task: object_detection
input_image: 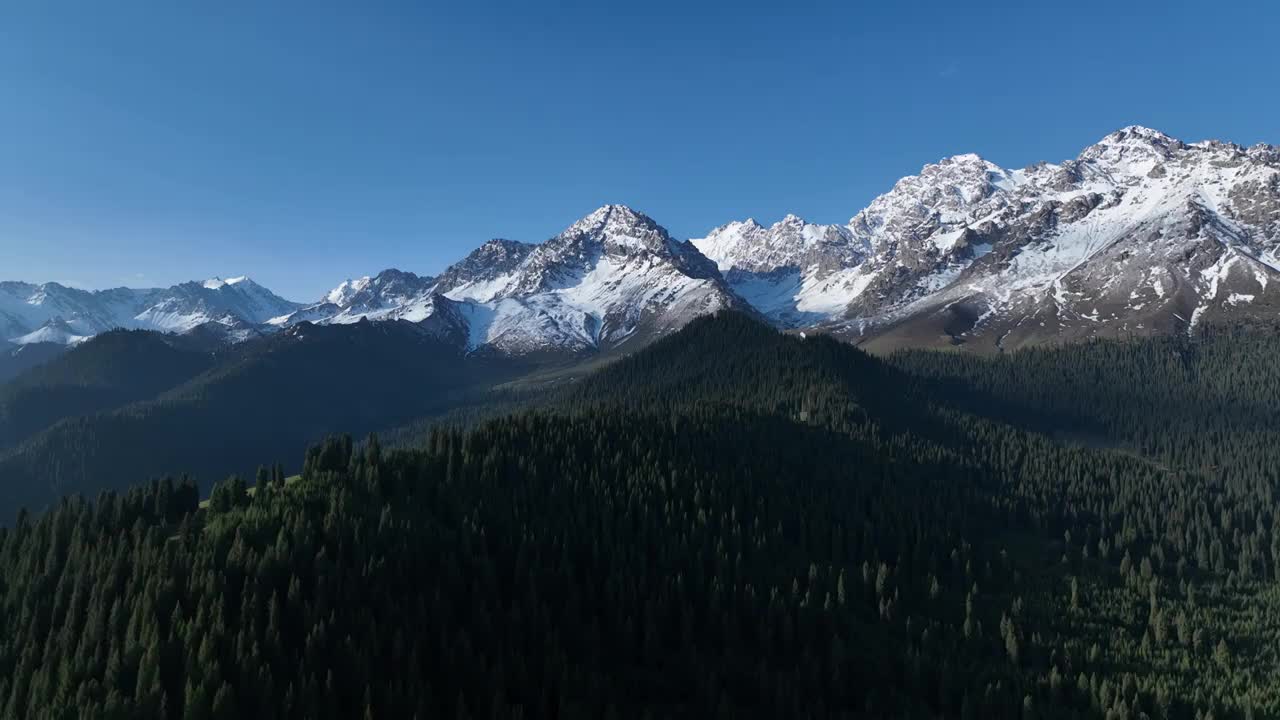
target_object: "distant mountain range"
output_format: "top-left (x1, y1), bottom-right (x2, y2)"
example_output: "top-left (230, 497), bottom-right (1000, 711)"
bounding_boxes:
top-left (7, 126), bottom-right (1279, 354)
top-left (0, 276), bottom-right (297, 346)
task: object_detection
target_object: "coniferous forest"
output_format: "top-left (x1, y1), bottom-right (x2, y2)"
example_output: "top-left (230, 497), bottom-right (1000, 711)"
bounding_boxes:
top-left (3, 313), bottom-right (1280, 718)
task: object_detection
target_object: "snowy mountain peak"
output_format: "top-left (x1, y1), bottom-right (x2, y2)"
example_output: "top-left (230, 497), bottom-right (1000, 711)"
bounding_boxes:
top-left (924, 152), bottom-right (1013, 182)
top-left (1079, 126), bottom-right (1186, 174)
top-left (694, 215), bottom-right (860, 274)
top-left (1104, 125), bottom-right (1179, 144)
top-left (524, 205), bottom-right (726, 295)
top-left (570, 203), bottom-right (644, 228)
top-left (942, 152), bottom-right (986, 165)
top-left (433, 239), bottom-right (535, 303)
top-left (848, 151), bottom-right (1015, 251)
top-left (457, 239), bottom-right (536, 269)
top-left (555, 205), bottom-right (677, 255)
top-left (429, 206), bottom-right (741, 354)
top-left (325, 276), bottom-right (373, 305)
top-left (692, 214), bottom-right (868, 327)
top-left (11, 317), bottom-right (89, 346)
top-left (825, 126), bottom-right (1280, 350)
top-left (2, 276), bottom-right (300, 345)
top-left (689, 126), bottom-right (1280, 347)
top-left (272, 269), bottom-right (439, 329)
top-left (202, 276), bottom-right (252, 290)
top-left (704, 218), bottom-right (763, 238)
top-left (9, 127), bottom-right (1277, 357)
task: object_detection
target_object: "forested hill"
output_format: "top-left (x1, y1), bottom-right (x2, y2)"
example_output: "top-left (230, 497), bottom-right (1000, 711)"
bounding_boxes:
top-left (2, 313), bottom-right (1280, 718)
top-left (0, 330), bottom-right (218, 451)
top-left (0, 341), bottom-right (65, 385)
top-left (565, 313), bottom-right (886, 418)
top-left (0, 321), bottom-right (524, 519)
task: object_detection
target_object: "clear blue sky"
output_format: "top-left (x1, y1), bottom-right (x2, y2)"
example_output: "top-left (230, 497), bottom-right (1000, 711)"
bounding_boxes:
top-left (2, 0), bottom-right (1276, 301)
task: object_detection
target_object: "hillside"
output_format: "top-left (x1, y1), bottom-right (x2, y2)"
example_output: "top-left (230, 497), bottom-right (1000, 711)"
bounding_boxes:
top-left (1, 313), bottom-right (1278, 717)
top-left (0, 330), bottom-right (218, 450)
top-left (0, 321), bottom-right (525, 517)
top-left (0, 341), bottom-right (65, 384)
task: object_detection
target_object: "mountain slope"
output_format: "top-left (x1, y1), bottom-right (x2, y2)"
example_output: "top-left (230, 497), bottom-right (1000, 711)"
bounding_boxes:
top-left (0, 283), bottom-right (148, 342)
top-left (132, 276), bottom-right (301, 333)
top-left (278, 206), bottom-right (746, 355)
top-left (5, 313), bottom-right (1280, 718)
top-left (270, 269), bottom-right (440, 327)
top-left (0, 330), bottom-right (218, 450)
top-left (432, 238), bottom-right (536, 299)
top-left (0, 341), bottom-right (65, 384)
top-left (0, 321), bottom-right (524, 517)
top-left (453, 205), bottom-right (744, 354)
top-left (693, 215), bottom-right (870, 326)
top-left (847, 128), bottom-right (1280, 350)
top-left (9, 317), bottom-right (89, 346)
top-left (697, 127), bottom-right (1280, 351)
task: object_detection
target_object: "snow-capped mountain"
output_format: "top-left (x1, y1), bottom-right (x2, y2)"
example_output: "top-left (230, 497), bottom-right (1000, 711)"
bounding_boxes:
top-left (271, 270), bottom-right (439, 327)
top-left (0, 277), bottom-right (301, 345)
top-left (847, 127), bottom-right (1280, 350)
top-left (451, 205), bottom-right (738, 354)
top-left (284, 206), bottom-right (743, 355)
top-left (7, 126), bottom-right (1277, 357)
top-left (272, 241), bottom-right (539, 333)
top-left (11, 318), bottom-right (90, 346)
top-left (433, 239), bottom-right (536, 300)
top-left (692, 215), bottom-right (869, 326)
top-left (134, 277), bottom-right (302, 334)
top-left (698, 126), bottom-right (1280, 351)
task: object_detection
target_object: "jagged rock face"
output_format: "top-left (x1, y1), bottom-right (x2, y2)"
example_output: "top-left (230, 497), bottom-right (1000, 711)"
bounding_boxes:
top-left (432, 239), bottom-right (535, 302)
top-left (695, 215), bottom-right (865, 278)
top-left (693, 215), bottom-right (869, 326)
top-left (508, 205), bottom-right (722, 294)
top-left (1, 283), bottom-right (146, 342)
top-left (326, 270), bottom-right (437, 321)
top-left (289, 206), bottom-right (743, 356)
top-left (696, 126), bottom-right (1280, 351)
top-left (693, 155), bottom-right (1024, 328)
top-left (835, 127), bottom-right (1280, 350)
top-left (454, 205), bottom-right (741, 355)
top-left (841, 153), bottom-right (1021, 316)
top-left (272, 269), bottom-right (444, 329)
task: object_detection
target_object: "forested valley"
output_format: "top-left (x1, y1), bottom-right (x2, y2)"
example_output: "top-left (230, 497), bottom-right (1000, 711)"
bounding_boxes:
top-left (2, 313), bottom-right (1279, 718)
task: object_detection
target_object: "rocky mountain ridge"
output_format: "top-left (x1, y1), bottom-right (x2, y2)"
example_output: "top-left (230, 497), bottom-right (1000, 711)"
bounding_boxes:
top-left (9, 127), bottom-right (1278, 355)
top-left (695, 125), bottom-right (1280, 350)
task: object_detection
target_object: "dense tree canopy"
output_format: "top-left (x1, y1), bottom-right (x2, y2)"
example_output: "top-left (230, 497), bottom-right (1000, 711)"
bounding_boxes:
top-left (2, 314), bottom-right (1279, 718)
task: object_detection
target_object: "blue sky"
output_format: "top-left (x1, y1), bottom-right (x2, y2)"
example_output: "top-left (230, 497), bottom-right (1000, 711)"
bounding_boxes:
top-left (2, 0), bottom-right (1277, 301)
